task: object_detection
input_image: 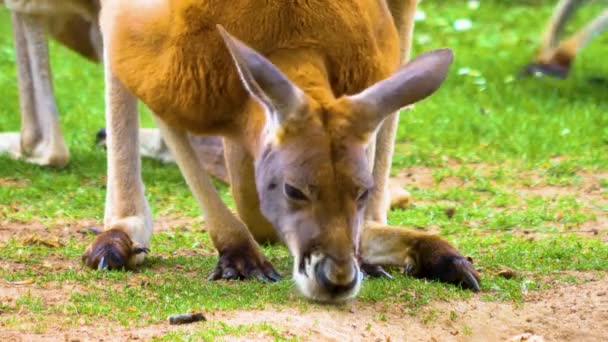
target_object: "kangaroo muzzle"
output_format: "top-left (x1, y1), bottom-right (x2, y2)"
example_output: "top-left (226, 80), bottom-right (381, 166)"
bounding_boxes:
top-left (315, 256), bottom-right (359, 295)
top-left (294, 252), bottom-right (362, 302)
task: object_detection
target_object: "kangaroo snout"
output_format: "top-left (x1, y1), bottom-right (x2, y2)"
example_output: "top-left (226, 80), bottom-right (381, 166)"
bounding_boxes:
top-left (315, 256), bottom-right (359, 295)
top-left (294, 252), bottom-right (361, 302)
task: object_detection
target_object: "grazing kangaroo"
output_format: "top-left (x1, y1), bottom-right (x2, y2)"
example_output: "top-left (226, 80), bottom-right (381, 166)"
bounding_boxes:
top-left (85, 0), bottom-right (480, 302)
top-left (522, 0), bottom-right (608, 79)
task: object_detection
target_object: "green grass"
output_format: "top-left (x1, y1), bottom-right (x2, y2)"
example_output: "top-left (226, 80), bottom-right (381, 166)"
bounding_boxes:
top-left (1, 0), bottom-right (608, 339)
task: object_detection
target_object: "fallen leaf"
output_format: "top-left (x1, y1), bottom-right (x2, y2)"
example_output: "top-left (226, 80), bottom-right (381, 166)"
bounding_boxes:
top-left (21, 235), bottom-right (64, 248)
top-left (497, 268), bottom-right (519, 280)
top-left (6, 279), bottom-right (35, 286)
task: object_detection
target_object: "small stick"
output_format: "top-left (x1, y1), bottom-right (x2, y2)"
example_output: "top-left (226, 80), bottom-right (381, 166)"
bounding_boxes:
top-left (167, 312), bottom-right (206, 325)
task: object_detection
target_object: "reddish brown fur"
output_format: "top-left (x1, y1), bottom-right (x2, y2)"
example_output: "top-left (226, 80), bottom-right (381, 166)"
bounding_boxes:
top-left (104, 0), bottom-right (400, 140)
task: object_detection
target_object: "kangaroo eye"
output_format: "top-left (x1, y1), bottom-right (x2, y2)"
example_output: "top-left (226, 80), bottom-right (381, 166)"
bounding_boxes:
top-left (284, 184), bottom-right (308, 201)
top-left (357, 189), bottom-right (370, 202)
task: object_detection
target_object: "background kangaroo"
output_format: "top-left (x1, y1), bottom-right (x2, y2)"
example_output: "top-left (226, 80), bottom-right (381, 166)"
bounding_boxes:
top-left (86, 0), bottom-right (480, 302)
top-left (522, 0), bottom-right (608, 79)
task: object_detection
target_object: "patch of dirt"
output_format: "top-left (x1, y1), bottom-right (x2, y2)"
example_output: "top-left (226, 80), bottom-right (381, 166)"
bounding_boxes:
top-left (393, 166), bottom-right (436, 189)
top-left (515, 170), bottom-right (607, 207)
top-left (0, 217), bottom-right (204, 242)
top-left (391, 165), bottom-right (608, 239)
top-left (1, 275), bottom-right (606, 341)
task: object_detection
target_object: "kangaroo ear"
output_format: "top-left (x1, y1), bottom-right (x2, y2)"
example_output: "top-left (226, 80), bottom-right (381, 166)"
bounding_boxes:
top-left (348, 49), bottom-right (453, 135)
top-left (217, 25), bottom-right (305, 126)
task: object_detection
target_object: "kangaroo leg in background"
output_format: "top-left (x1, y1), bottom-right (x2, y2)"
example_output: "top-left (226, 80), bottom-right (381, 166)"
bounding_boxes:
top-left (223, 140), bottom-right (279, 244)
top-left (95, 127), bottom-right (229, 183)
top-left (539, 0), bottom-right (587, 52)
top-left (0, 12), bottom-right (69, 167)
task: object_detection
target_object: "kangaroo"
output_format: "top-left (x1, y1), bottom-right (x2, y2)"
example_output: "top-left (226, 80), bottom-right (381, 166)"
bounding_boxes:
top-left (84, 0), bottom-right (480, 302)
top-left (522, 0), bottom-right (608, 79)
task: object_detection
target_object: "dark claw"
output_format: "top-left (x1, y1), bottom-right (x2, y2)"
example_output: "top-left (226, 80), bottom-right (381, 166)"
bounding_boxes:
top-left (207, 246), bottom-right (280, 282)
top-left (222, 267), bottom-right (238, 280)
top-left (98, 256), bottom-right (108, 271)
top-left (462, 269), bottom-right (480, 292)
top-left (251, 269), bottom-right (269, 283)
top-left (360, 263), bottom-right (393, 279)
top-left (207, 268), bottom-right (222, 281)
top-left (266, 268), bottom-right (282, 282)
top-left (133, 246), bottom-right (150, 255)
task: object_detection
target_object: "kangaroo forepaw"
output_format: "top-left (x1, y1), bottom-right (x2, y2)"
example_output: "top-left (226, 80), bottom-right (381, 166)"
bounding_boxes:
top-left (409, 237), bottom-right (481, 292)
top-left (82, 229), bottom-right (148, 270)
top-left (207, 245), bottom-right (281, 282)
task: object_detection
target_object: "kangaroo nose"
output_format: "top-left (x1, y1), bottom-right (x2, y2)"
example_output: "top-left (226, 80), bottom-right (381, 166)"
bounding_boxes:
top-left (315, 256), bottom-right (359, 296)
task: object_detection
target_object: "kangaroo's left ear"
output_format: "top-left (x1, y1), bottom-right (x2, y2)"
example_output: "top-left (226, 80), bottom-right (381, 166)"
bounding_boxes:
top-left (347, 49), bottom-right (453, 135)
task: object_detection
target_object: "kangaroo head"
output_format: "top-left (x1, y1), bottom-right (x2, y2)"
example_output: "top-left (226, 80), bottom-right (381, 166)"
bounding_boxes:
top-left (218, 25), bottom-right (453, 302)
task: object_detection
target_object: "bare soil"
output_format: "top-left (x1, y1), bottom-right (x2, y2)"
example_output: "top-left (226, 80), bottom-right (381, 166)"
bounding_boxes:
top-left (1, 275), bottom-right (606, 341)
top-left (1, 221), bottom-right (606, 342)
top-left (392, 166), bottom-right (608, 241)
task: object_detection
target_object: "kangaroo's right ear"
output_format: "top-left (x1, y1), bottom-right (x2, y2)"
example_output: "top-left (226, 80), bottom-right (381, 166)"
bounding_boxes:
top-left (347, 49), bottom-right (453, 136)
top-left (217, 25), bottom-right (306, 128)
